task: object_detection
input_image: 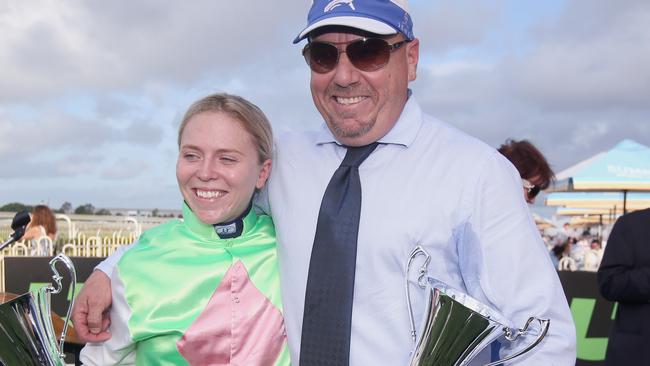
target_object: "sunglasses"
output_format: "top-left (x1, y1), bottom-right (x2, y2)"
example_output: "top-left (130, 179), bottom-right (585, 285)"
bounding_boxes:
top-left (522, 179), bottom-right (541, 199)
top-left (302, 38), bottom-right (409, 74)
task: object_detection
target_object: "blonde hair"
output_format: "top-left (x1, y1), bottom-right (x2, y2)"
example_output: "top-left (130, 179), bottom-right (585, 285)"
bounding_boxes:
top-left (177, 93), bottom-right (273, 163)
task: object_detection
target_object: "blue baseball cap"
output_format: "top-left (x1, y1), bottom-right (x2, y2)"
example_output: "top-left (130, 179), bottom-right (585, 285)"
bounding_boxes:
top-left (294, 0), bottom-right (414, 44)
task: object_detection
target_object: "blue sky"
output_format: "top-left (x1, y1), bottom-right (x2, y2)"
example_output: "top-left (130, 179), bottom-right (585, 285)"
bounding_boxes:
top-left (1, 0), bottom-right (649, 213)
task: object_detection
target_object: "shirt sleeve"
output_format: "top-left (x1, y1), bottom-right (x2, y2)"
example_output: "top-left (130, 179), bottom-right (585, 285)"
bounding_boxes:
top-left (95, 242), bottom-right (135, 275)
top-left (80, 267), bottom-right (136, 365)
top-left (464, 151), bottom-right (576, 365)
top-left (597, 215), bottom-right (650, 303)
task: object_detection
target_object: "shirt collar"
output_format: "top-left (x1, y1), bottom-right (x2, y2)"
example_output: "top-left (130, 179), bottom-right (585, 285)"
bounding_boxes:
top-left (182, 201), bottom-right (258, 240)
top-left (315, 90), bottom-right (422, 148)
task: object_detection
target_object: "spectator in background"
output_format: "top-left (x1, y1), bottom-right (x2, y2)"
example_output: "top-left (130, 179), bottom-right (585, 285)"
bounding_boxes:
top-left (23, 205), bottom-right (57, 255)
top-left (562, 222), bottom-right (573, 237)
top-left (569, 236), bottom-right (593, 270)
top-left (597, 208), bottom-right (650, 364)
top-left (552, 241), bottom-right (576, 271)
top-left (498, 139), bottom-right (555, 204)
top-left (23, 205), bottom-right (57, 242)
top-left (550, 243), bottom-right (565, 269)
top-left (590, 239), bottom-right (602, 250)
top-left (583, 239), bottom-right (604, 271)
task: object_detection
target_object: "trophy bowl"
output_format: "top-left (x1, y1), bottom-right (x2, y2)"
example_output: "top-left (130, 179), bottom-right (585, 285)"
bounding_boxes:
top-left (0, 254), bottom-right (77, 366)
top-left (406, 246), bottom-right (549, 366)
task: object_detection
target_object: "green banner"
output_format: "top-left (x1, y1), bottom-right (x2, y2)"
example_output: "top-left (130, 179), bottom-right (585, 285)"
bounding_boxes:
top-left (558, 271), bottom-right (615, 366)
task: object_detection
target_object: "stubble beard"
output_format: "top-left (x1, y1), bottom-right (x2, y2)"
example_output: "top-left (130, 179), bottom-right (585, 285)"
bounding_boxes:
top-left (327, 113), bottom-right (375, 139)
top-left (324, 85), bottom-right (376, 139)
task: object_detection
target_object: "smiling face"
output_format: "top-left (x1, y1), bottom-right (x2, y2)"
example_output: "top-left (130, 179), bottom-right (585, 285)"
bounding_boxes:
top-left (309, 30), bottom-right (419, 146)
top-left (176, 111), bottom-right (271, 225)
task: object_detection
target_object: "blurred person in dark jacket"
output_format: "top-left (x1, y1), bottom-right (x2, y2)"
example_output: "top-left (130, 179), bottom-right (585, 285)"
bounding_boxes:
top-left (597, 208), bottom-right (650, 365)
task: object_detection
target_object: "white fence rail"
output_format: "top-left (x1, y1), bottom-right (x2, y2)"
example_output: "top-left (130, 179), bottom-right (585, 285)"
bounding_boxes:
top-left (0, 212), bottom-right (173, 292)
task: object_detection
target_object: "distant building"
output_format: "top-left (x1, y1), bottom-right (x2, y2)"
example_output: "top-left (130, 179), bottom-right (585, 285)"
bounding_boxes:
top-left (108, 208), bottom-right (182, 218)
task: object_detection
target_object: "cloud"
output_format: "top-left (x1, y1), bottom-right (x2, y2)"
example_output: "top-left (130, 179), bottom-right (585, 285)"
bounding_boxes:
top-left (0, 153), bottom-right (103, 179)
top-left (0, 0), bottom-right (648, 212)
top-left (0, 113), bottom-right (111, 160)
top-left (4, 178), bottom-right (181, 210)
top-left (101, 158), bottom-right (149, 180)
top-left (414, 0), bottom-right (650, 173)
top-left (0, 0), bottom-right (308, 101)
top-left (122, 119), bottom-right (164, 145)
top-left (55, 155), bottom-right (104, 176)
top-left (0, 110), bottom-right (164, 161)
top-left (411, 0), bottom-right (504, 54)
top-left (415, 60), bottom-right (499, 112)
top-left (507, 0), bottom-right (650, 109)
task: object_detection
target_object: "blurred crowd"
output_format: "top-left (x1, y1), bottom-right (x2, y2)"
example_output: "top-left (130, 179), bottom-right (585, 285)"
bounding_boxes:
top-left (542, 223), bottom-right (605, 272)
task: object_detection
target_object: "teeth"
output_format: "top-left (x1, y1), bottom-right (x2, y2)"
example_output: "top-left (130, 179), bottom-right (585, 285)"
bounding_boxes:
top-left (196, 190), bottom-right (223, 199)
top-left (336, 96), bottom-right (365, 105)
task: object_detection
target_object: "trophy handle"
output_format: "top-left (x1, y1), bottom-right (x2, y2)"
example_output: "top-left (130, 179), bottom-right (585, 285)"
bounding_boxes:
top-left (405, 245), bottom-right (431, 343)
top-left (46, 253), bottom-right (78, 359)
top-left (484, 317), bottom-right (550, 366)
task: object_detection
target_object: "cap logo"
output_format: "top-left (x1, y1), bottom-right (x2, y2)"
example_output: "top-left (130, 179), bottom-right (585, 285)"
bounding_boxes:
top-left (324, 0), bottom-right (355, 12)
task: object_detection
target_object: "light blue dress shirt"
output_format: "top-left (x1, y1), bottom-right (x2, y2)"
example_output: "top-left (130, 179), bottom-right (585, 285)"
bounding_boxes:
top-left (267, 97), bottom-right (576, 365)
top-left (99, 96), bottom-right (576, 365)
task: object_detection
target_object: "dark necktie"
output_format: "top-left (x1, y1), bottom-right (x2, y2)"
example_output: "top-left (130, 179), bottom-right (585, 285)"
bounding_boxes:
top-left (299, 142), bottom-right (379, 366)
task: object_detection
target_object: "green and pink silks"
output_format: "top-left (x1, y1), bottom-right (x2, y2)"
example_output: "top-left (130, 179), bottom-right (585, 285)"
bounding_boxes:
top-left (80, 203), bottom-right (290, 365)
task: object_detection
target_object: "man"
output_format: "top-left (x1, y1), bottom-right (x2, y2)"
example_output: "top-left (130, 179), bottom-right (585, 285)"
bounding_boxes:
top-left (597, 208), bottom-right (650, 365)
top-left (73, 1), bottom-right (576, 364)
top-left (498, 139), bottom-right (555, 204)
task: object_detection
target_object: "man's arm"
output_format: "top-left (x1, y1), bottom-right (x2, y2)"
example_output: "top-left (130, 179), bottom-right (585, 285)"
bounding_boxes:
top-left (72, 244), bottom-right (131, 342)
top-left (79, 269), bottom-right (136, 365)
top-left (598, 215), bottom-right (650, 303)
top-left (466, 151), bottom-right (576, 364)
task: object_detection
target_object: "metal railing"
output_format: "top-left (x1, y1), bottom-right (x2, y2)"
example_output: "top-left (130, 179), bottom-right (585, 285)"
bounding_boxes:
top-left (0, 213), bottom-right (173, 292)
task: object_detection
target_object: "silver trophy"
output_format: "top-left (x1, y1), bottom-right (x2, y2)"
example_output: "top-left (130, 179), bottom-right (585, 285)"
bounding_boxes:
top-left (0, 212), bottom-right (77, 366)
top-left (406, 246), bottom-right (549, 366)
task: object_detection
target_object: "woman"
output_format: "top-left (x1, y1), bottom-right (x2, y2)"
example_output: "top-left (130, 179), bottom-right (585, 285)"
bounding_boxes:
top-left (80, 93), bottom-right (289, 365)
top-left (23, 204), bottom-right (57, 256)
top-left (497, 139), bottom-right (554, 204)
